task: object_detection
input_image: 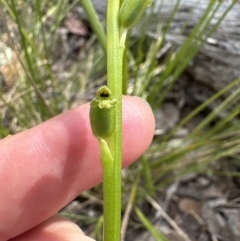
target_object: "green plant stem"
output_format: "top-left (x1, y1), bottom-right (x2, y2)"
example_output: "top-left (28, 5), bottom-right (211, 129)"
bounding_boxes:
top-left (122, 36), bottom-right (129, 94)
top-left (79, 0), bottom-right (107, 54)
top-left (104, 0), bottom-right (124, 240)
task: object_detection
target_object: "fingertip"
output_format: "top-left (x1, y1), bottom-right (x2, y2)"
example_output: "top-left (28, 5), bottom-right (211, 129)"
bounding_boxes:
top-left (10, 214), bottom-right (96, 241)
top-left (122, 96), bottom-right (155, 166)
top-left (0, 95), bottom-right (155, 239)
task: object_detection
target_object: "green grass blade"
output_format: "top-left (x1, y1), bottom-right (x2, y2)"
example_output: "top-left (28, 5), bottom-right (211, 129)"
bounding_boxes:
top-left (135, 207), bottom-right (169, 241)
top-left (79, 0), bottom-right (107, 54)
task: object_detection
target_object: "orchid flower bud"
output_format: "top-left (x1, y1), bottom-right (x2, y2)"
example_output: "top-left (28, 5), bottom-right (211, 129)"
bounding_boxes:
top-left (119, 0), bottom-right (152, 30)
top-left (90, 86), bottom-right (118, 140)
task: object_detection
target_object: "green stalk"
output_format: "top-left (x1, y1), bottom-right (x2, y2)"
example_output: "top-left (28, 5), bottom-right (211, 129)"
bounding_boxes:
top-left (88, 1), bottom-right (149, 240)
top-left (122, 38), bottom-right (129, 95)
top-left (105, 0), bottom-right (124, 240)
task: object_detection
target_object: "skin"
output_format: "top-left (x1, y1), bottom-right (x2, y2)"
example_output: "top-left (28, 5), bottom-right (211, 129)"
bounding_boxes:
top-left (0, 96), bottom-right (155, 241)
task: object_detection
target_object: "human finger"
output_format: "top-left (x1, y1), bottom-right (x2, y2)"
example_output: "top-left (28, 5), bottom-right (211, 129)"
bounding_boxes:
top-left (0, 96), bottom-right (155, 240)
top-left (10, 214), bottom-right (95, 241)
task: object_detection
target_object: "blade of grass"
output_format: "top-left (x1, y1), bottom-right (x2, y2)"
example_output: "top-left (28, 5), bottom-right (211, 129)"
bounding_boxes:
top-left (79, 0), bottom-right (107, 54)
top-left (141, 155), bottom-right (155, 196)
top-left (93, 216), bottom-right (104, 241)
top-left (121, 182), bottom-right (137, 241)
top-left (133, 30), bottom-right (163, 96)
top-left (164, 78), bottom-right (240, 141)
top-left (9, 0), bottom-right (54, 117)
top-left (135, 207), bottom-right (169, 241)
top-left (149, 0), bottom-right (218, 106)
top-left (35, 0), bottom-right (69, 111)
top-left (145, 194), bottom-right (191, 241)
top-left (190, 85), bottom-right (240, 136)
top-left (148, 0), bottom-right (238, 109)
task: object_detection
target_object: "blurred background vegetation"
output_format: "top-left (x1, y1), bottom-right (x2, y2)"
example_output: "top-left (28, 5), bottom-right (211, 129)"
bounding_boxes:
top-left (1, 0), bottom-right (240, 240)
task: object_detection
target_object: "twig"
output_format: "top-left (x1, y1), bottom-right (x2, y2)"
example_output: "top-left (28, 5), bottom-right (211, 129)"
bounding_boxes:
top-left (146, 194), bottom-right (191, 241)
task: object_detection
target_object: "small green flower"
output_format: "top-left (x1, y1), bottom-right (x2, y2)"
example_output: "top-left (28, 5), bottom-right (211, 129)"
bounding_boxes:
top-left (119, 0), bottom-right (152, 30)
top-left (90, 86), bottom-right (118, 140)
